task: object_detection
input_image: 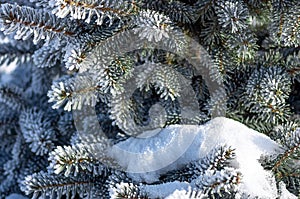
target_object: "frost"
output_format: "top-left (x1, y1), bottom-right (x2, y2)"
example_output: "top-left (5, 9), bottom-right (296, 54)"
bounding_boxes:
top-left (134, 10), bottom-right (175, 43)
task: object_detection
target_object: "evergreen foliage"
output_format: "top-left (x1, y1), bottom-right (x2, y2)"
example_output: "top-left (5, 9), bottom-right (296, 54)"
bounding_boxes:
top-left (0, 0), bottom-right (299, 198)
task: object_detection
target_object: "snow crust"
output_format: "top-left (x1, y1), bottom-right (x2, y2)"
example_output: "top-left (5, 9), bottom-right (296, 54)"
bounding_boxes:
top-left (109, 117), bottom-right (294, 198)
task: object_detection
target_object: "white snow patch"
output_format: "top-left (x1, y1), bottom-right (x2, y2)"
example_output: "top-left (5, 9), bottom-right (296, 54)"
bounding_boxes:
top-left (109, 117), bottom-right (290, 198)
top-left (142, 181), bottom-right (190, 198)
top-left (199, 117), bottom-right (281, 198)
top-left (108, 125), bottom-right (201, 182)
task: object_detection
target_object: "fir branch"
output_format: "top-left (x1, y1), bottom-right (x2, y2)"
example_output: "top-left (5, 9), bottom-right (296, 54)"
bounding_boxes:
top-left (79, 12), bottom-right (188, 74)
top-left (63, 43), bottom-right (88, 71)
top-left (106, 169), bottom-right (133, 186)
top-left (269, 6), bottom-right (286, 44)
top-left (281, 5), bottom-right (300, 47)
top-left (22, 171), bottom-right (108, 199)
top-left (192, 168), bottom-right (241, 198)
top-left (160, 145), bottom-right (236, 182)
top-left (236, 66), bottom-right (292, 133)
top-left (225, 32), bottom-right (258, 64)
top-left (263, 127), bottom-right (300, 196)
top-left (19, 108), bottom-right (57, 156)
top-left (47, 73), bottom-right (103, 111)
top-left (278, 173), bottom-right (300, 196)
top-left (199, 10), bottom-right (222, 47)
top-left (0, 105), bottom-right (19, 137)
top-left (0, 0), bottom-right (36, 7)
top-left (57, 112), bottom-right (76, 137)
top-left (285, 51), bottom-right (300, 81)
top-left (112, 183), bottom-right (149, 199)
top-left (215, 0), bottom-right (250, 34)
top-left (108, 62), bottom-right (186, 135)
top-left (271, 0), bottom-right (297, 10)
top-left (27, 66), bottom-right (62, 97)
top-left (48, 142), bottom-right (118, 177)
top-left (133, 62), bottom-right (182, 101)
top-left (270, 0), bottom-right (299, 46)
top-left (0, 85), bottom-right (26, 111)
top-left (97, 55), bottom-right (134, 94)
top-left (210, 50), bottom-right (232, 83)
top-left (141, 0), bottom-right (199, 24)
top-left (134, 10), bottom-right (180, 43)
top-left (33, 39), bottom-right (67, 68)
top-left (0, 40), bottom-right (36, 66)
top-left (272, 130), bottom-right (300, 172)
top-left (0, 3), bottom-right (77, 44)
top-left (109, 94), bottom-right (140, 134)
top-left (64, 20), bottom-right (124, 71)
top-left (270, 120), bottom-right (300, 145)
top-left (51, 0), bottom-right (137, 25)
top-left (1, 134), bottom-right (26, 194)
top-left (194, 0), bottom-right (215, 16)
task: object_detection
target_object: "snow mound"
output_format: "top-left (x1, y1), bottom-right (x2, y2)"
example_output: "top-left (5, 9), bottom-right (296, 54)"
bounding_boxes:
top-left (109, 117), bottom-right (291, 198)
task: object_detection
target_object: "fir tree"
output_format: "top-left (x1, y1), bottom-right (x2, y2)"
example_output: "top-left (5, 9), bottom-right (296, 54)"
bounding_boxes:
top-left (0, 0), bottom-right (299, 198)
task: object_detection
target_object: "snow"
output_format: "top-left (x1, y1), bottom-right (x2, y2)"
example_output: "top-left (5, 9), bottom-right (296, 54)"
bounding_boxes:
top-left (142, 181), bottom-right (190, 198)
top-left (200, 117), bottom-right (280, 198)
top-left (165, 188), bottom-right (193, 199)
top-left (108, 125), bottom-right (201, 182)
top-left (108, 117), bottom-right (295, 198)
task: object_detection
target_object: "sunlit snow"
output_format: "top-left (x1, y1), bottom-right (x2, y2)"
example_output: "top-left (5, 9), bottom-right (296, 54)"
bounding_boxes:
top-left (109, 117), bottom-right (296, 198)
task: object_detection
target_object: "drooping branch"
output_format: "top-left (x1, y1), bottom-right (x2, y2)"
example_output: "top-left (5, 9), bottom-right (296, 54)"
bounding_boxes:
top-left (0, 3), bottom-right (77, 44)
